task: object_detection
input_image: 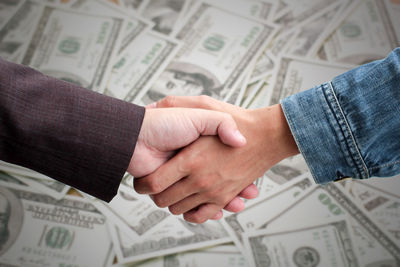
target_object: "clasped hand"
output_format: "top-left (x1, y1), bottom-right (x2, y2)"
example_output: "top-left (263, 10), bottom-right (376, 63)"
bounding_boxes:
top-left (128, 96), bottom-right (299, 223)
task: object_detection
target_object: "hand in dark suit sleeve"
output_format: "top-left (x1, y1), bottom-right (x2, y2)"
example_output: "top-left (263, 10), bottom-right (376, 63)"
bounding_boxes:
top-left (0, 58), bottom-right (249, 204)
top-left (0, 58), bottom-right (145, 201)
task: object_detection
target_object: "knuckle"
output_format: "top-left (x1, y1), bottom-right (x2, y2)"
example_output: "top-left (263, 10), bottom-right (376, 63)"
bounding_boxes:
top-left (185, 160), bottom-right (198, 172)
top-left (223, 112), bottom-right (234, 122)
top-left (168, 205), bottom-right (182, 215)
top-left (198, 95), bottom-right (211, 106)
top-left (181, 156), bottom-right (201, 172)
top-left (218, 195), bottom-right (233, 206)
top-left (178, 158), bottom-right (191, 173)
top-left (147, 177), bottom-right (163, 194)
top-left (203, 189), bottom-right (217, 199)
top-left (185, 153), bottom-right (205, 171)
top-left (152, 195), bottom-right (167, 208)
top-left (191, 213), bottom-right (206, 224)
top-left (133, 180), bottom-right (145, 194)
top-left (161, 96), bottom-right (176, 107)
top-left (195, 178), bottom-right (211, 190)
top-left (199, 95), bottom-right (220, 110)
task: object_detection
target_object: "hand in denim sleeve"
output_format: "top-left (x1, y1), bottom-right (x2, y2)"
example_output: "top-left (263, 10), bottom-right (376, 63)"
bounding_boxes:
top-left (136, 48), bottom-right (400, 224)
top-left (281, 47), bottom-right (400, 183)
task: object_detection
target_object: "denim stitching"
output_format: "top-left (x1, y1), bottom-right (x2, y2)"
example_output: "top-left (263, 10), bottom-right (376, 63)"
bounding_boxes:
top-left (320, 84), bottom-right (357, 173)
top-left (370, 160), bottom-right (400, 170)
top-left (327, 82), bottom-right (369, 178)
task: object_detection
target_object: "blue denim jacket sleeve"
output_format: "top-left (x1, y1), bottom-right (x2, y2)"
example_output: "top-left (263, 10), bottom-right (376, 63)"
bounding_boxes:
top-left (280, 47), bottom-right (400, 184)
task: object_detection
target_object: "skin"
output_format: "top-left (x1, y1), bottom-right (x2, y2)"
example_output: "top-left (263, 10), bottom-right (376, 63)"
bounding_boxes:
top-left (134, 96), bottom-right (300, 223)
top-left (126, 107), bottom-right (259, 214)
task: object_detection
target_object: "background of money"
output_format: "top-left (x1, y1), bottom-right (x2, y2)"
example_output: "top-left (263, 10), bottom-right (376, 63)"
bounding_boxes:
top-left (0, 0), bottom-right (399, 266)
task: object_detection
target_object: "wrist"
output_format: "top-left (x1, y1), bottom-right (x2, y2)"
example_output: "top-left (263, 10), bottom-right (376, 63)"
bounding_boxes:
top-left (249, 104), bottom-right (299, 164)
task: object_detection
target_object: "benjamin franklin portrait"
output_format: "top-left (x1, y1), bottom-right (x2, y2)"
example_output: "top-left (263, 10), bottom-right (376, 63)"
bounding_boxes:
top-left (144, 61), bottom-right (225, 104)
top-left (0, 186), bottom-right (23, 256)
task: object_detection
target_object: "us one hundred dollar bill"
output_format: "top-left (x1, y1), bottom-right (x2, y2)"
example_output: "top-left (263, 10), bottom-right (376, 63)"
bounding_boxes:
top-left (0, 182), bottom-right (113, 267)
top-left (138, 0), bottom-right (190, 36)
top-left (105, 31), bottom-right (181, 102)
top-left (348, 180), bottom-right (400, 241)
top-left (21, 4), bottom-right (126, 93)
top-left (90, 184), bottom-right (171, 241)
top-left (244, 218), bottom-right (360, 267)
top-left (110, 215), bottom-right (232, 263)
top-left (321, 0), bottom-right (399, 65)
top-left (264, 183), bottom-right (400, 266)
top-left (222, 174), bottom-right (316, 250)
top-left (0, 0), bottom-right (44, 62)
top-left (69, 0), bottom-right (153, 52)
top-left (139, 1), bottom-right (277, 104)
top-left (268, 56), bottom-right (353, 105)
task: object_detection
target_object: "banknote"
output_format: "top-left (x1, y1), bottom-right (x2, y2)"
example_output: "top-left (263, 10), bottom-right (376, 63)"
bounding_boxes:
top-left (247, 80), bottom-right (271, 109)
top-left (268, 56), bottom-right (352, 105)
top-left (322, 0), bottom-right (399, 65)
top-left (0, 161), bottom-right (71, 199)
top-left (286, 2), bottom-right (343, 57)
top-left (0, 171), bottom-right (28, 188)
top-left (12, 174), bottom-right (70, 200)
top-left (209, 0), bottom-right (276, 22)
top-left (139, 0), bottom-right (189, 36)
top-left (353, 175), bottom-right (400, 199)
top-left (385, 0), bottom-right (400, 40)
top-left (0, 0), bottom-right (24, 29)
top-left (222, 174), bottom-right (316, 250)
top-left (0, 183), bottom-right (113, 267)
top-left (274, 0), bottom-right (338, 31)
top-left (104, 31), bottom-right (181, 101)
top-left (234, 59), bottom-right (259, 105)
top-left (90, 184), bottom-right (170, 240)
top-left (241, 79), bottom-right (266, 107)
top-left (250, 51), bottom-right (275, 83)
top-left (264, 184), bottom-right (400, 266)
top-left (114, 244), bottom-right (246, 267)
top-left (0, 0), bottom-right (44, 62)
top-left (268, 28), bottom-right (297, 59)
top-left (244, 219), bottom-right (360, 267)
top-left (245, 172), bottom-right (295, 208)
top-left (226, 76), bottom-right (246, 105)
top-left (308, 0), bottom-right (360, 58)
top-left (121, 0), bottom-right (145, 11)
top-left (111, 217), bottom-right (232, 263)
top-left (349, 180), bottom-right (400, 241)
top-left (266, 154), bottom-right (310, 183)
top-left (68, 0), bottom-right (153, 53)
top-left (45, 0), bottom-right (73, 5)
top-left (21, 5), bottom-right (125, 93)
top-left (0, 160), bottom-right (51, 181)
top-left (140, 1), bottom-right (276, 104)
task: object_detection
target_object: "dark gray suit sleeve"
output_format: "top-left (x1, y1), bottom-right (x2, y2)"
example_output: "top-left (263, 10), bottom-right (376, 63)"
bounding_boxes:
top-left (0, 58), bottom-right (145, 201)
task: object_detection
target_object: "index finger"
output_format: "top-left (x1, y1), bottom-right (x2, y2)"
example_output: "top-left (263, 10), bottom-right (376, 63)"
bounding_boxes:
top-left (134, 150), bottom-right (190, 194)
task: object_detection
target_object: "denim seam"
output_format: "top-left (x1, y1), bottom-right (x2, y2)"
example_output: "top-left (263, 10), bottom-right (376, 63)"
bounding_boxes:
top-left (280, 100), bottom-right (322, 184)
top-left (370, 160), bottom-right (400, 170)
top-left (324, 82), bottom-right (369, 179)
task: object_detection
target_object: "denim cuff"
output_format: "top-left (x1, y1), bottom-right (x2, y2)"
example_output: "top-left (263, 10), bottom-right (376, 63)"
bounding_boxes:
top-left (280, 82), bottom-right (369, 184)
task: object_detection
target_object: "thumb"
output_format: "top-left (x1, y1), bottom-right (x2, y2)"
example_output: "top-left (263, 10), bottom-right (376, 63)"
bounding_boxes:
top-left (194, 109), bottom-right (246, 147)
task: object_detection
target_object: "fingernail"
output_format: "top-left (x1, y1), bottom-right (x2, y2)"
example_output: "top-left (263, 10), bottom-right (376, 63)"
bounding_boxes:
top-left (146, 102), bottom-right (157, 109)
top-left (234, 130), bottom-right (246, 144)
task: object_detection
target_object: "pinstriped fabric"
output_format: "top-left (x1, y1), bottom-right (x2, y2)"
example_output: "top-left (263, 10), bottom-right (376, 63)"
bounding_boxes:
top-left (0, 58), bottom-right (145, 201)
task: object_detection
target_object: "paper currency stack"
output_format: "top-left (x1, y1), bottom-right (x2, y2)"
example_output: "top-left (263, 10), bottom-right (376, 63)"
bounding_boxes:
top-left (0, 0), bottom-right (399, 266)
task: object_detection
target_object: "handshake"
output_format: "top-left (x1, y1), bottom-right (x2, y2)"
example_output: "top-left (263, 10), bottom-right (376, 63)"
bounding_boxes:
top-left (128, 95), bottom-right (299, 223)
